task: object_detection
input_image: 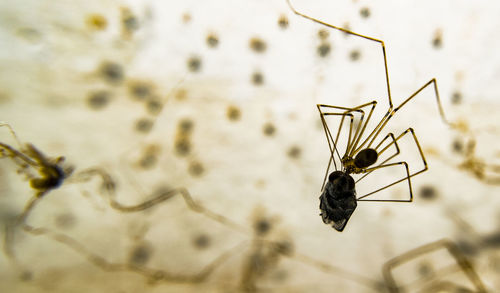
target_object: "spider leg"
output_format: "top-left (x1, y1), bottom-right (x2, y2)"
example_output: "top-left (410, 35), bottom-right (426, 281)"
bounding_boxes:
top-left (358, 79), bottom-right (455, 152)
top-left (287, 0), bottom-right (393, 109)
top-left (3, 193), bottom-right (45, 264)
top-left (357, 128), bottom-right (428, 200)
top-left (318, 101), bottom-right (377, 158)
top-left (382, 239), bottom-right (487, 293)
top-left (0, 122), bottom-right (23, 150)
top-left (20, 221), bottom-right (247, 284)
top-left (356, 161), bottom-right (412, 202)
top-left (318, 111), bottom-right (354, 190)
top-left (71, 167), bottom-right (246, 232)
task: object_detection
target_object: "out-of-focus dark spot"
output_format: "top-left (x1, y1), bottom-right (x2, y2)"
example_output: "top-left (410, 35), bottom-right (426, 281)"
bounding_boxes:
top-left (193, 233), bottom-right (211, 249)
top-left (254, 219), bottom-right (271, 236)
top-left (187, 56), bottom-right (202, 72)
top-left (249, 37), bottom-right (267, 53)
top-left (128, 81), bottom-right (153, 100)
top-left (98, 61), bottom-right (124, 85)
top-left (206, 34), bottom-right (219, 48)
top-left (86, 14), bottom-right (108, 30)
top-left (182, 13), bottom-right (192, 24)
top-left (318, 29), bottom-right (329, 40)
top-left (135, 118), bottom-right (154, 133)
top-left (274, 240), bottom-right (293, 256)
top-left (121, 8), bottom-right (139, 35)
top-left (174, 137), bottom-right (191, 156)
top-left (227, 106), bottom-right (241, 121)
top-left (252, 71), bottom-right (264, 85)
top-left (349, 49), bottom-right (361, 61)
top-left (0, 91), bottom-right (10, 104)
top-left (263, 123), bottom-right (276, 136)
top-left (452, 138), bottom-right (464, 153)
top-left (417, 262), bottom-right (434, 277)
top-left (16, 27), bottom-right (41, 43)
top-left (317, 43), bottom-right (331, 58)
top-left (175, 88), bottom-right (187, 101)
top-left (432, 30), bottom-right (443, 49)
top-left (255, 179), bottom-right (266, 189)
top-left (139, 154), bottom-right (157, 169)
top-left (87, 90), bottom-right (111, 110)
top-left (178, 119), bottom-right (194, 134)
top-left (20, 270), bottom-right (33, 282)
top-left (175, 119), bottom-right (194, 156)
top-left (451, 91), bottom-right (462, 104)
top-left (188, 161), bottom-right (204, 177)
top-left (287, 145), bottom-right (301, 159)
top-left (128, 242), bottom-right (153, 266)
top-left (54, 213), bottom-right (77, 230)
top-left (419, 185), bottom-right (438, 200)
top-left (360, 7), bottom-right (371, 18)
top-left (146, 97), bottom-right (163, 116)
top-left (278, 15), bottom-right (289, 29)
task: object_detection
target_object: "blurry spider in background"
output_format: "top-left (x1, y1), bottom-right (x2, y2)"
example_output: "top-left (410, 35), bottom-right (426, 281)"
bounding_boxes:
top-left (1, 122), bottom-right (74, 262)
top-left (0, 122), bottom-right (243, 271)
top-left (287, 1), bottom-right (456, 231)
top-left (382, 239), bottom-right (488, 293)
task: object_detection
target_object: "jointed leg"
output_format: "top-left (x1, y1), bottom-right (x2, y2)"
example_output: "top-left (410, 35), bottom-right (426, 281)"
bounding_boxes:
top-left (356, 128), bottom-right (428, 200)
top-left (72, 168), bottom-right (246, 232)
top-left (21, 221), bottom-right (247, 284)
top-left (382, 239), bottom-right (487, 293)
top-left (287, 0), bottom-right (393, 109)
top-left (318, 101), bottom-right (378, 159)
top-left (0, 122), bottom-right (23, 149)
top-left (357, 161), bottom-right (412, 201)
top-left (361, 79), bottom-right (456, 152)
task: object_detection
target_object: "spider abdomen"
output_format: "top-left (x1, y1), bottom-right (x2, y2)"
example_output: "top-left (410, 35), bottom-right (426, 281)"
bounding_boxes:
top-left (319, 171), bottom-right (357, 232)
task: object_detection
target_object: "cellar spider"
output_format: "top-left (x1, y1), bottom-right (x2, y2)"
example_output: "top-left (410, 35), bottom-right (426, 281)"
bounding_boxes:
top-left (287, 1), bottom-right (456, 231)
top-left (382, 239), bottom-right (488, 292)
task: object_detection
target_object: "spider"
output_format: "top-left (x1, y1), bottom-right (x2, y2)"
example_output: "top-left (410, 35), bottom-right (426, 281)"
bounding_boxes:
top-left (1, 122), bottom-right (75, 262)
top-left (382, 239), bottom-right (488, 293)
top-left (286, 1), bottom-right (457, 231)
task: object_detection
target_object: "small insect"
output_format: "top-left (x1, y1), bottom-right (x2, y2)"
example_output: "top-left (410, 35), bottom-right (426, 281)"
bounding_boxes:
top-left (287, 1), bottom-right (455, 231)
top-left (382, 239), bottom-right (488, 293)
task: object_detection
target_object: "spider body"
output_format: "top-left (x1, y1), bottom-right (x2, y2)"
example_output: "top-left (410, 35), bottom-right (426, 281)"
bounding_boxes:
top-left (319, 171), bottom-right (357, 231)
top-left (320, 149), bottom-right (378, 231)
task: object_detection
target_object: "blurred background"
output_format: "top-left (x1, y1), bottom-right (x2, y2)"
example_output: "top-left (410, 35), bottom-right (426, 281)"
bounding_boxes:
top-left (0, 0), bottom-right (499, 292)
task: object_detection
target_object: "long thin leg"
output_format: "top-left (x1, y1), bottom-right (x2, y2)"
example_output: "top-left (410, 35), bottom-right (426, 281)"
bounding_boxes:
top-left (71, 168), bottom-right (246, 232)
top-left (318, 101), bottom-right (378, 159)
top-left (356, 161), bottom-right (412, 202)
top-left (318, 112), bottom-right (354, 190)
top-left (382, 239), bottom-right (488, 293)
top-left (0, 122), bottom-right (23, 149)
top-left (4, 192), bottom-right (46, 264)
top-left (359, 79), bottom-right (456, 153)
top-left (287, 1), bottom-right (393, 109)
top-left (287, 2), bottom-right (454, 157)
top-left (356, 128), bottom-right (428, 200)
top-left (21, 222), bottom-right (248, 284)
top-left (292, 252), bottom-right (384, 291)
